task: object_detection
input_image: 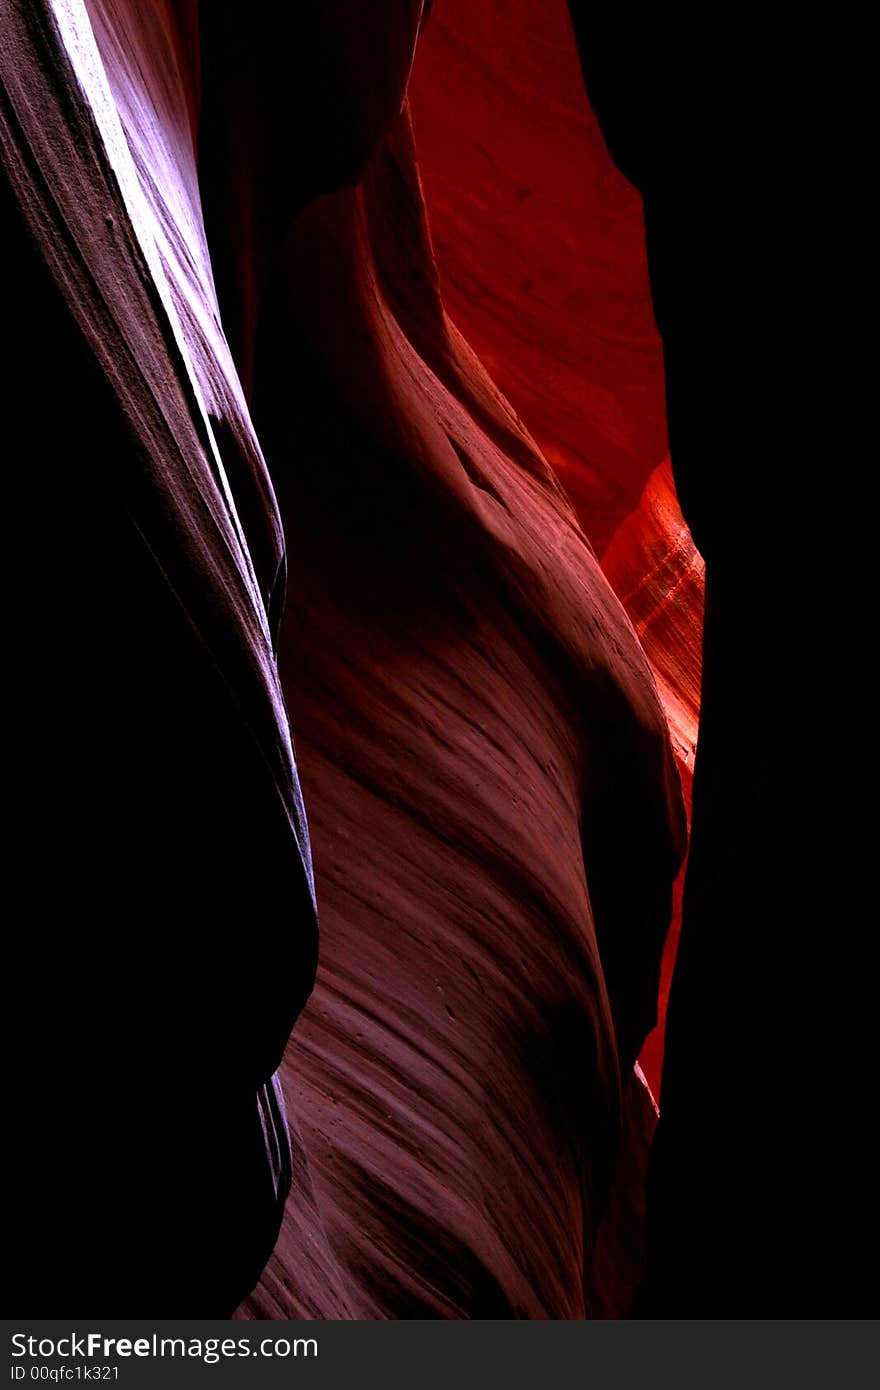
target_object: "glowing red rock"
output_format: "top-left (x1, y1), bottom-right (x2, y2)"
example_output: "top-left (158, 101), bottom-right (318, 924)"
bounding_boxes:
top-left (408, 0), bottom-right (669, 555)
top-left (408, 0), bottom-right (705, 1093)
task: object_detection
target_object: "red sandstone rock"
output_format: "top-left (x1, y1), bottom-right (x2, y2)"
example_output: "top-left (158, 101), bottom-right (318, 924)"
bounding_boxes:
top-left (601, 461), bottom-right (703, 1087)
top-left (4, 0), bottom-right (688, 1316)
top-left (408, 0), bottom-right (669, 555)
top-left (408, 3), bottom-right (705, 1092)
top-left (240, 106), bottom-right (684, 1315)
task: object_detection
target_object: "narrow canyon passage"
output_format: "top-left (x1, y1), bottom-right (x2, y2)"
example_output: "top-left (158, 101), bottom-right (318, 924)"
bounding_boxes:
top-left (3, 0), bottom-right (861, 1318)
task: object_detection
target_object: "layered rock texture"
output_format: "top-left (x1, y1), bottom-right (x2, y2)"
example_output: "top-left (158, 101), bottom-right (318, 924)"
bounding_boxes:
top-left (408, 2), bottom-right (705, 1090)
top-left (2, 0), bottom-right (316, 1314)
top-left (238, 99), bottom-right (685, 1315)
top-left (3, 0), bottom-right (757, 1319)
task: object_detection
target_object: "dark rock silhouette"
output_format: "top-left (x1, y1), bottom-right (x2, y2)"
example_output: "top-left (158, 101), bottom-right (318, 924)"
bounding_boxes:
top-left (567, 5), bottom-right (868, 1315)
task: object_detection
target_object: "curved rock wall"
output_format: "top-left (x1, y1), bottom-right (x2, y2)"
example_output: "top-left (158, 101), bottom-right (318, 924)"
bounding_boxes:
top-left (243, 106), bottom-right (684, 1315)
top-left (408, 0), bottom-right (705, 1090)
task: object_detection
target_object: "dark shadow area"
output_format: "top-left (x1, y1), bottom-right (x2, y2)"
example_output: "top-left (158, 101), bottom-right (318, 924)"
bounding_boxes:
top-left (568, 4), bottom-right (866, 1315)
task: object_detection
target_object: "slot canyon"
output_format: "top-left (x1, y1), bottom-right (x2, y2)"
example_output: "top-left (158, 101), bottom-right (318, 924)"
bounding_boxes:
top-left (3, 0), bottom-right (864, 1318)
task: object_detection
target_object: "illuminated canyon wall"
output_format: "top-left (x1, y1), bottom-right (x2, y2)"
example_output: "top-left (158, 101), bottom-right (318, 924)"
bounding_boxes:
top-left (407, 1), bottom-right (705, 1091)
